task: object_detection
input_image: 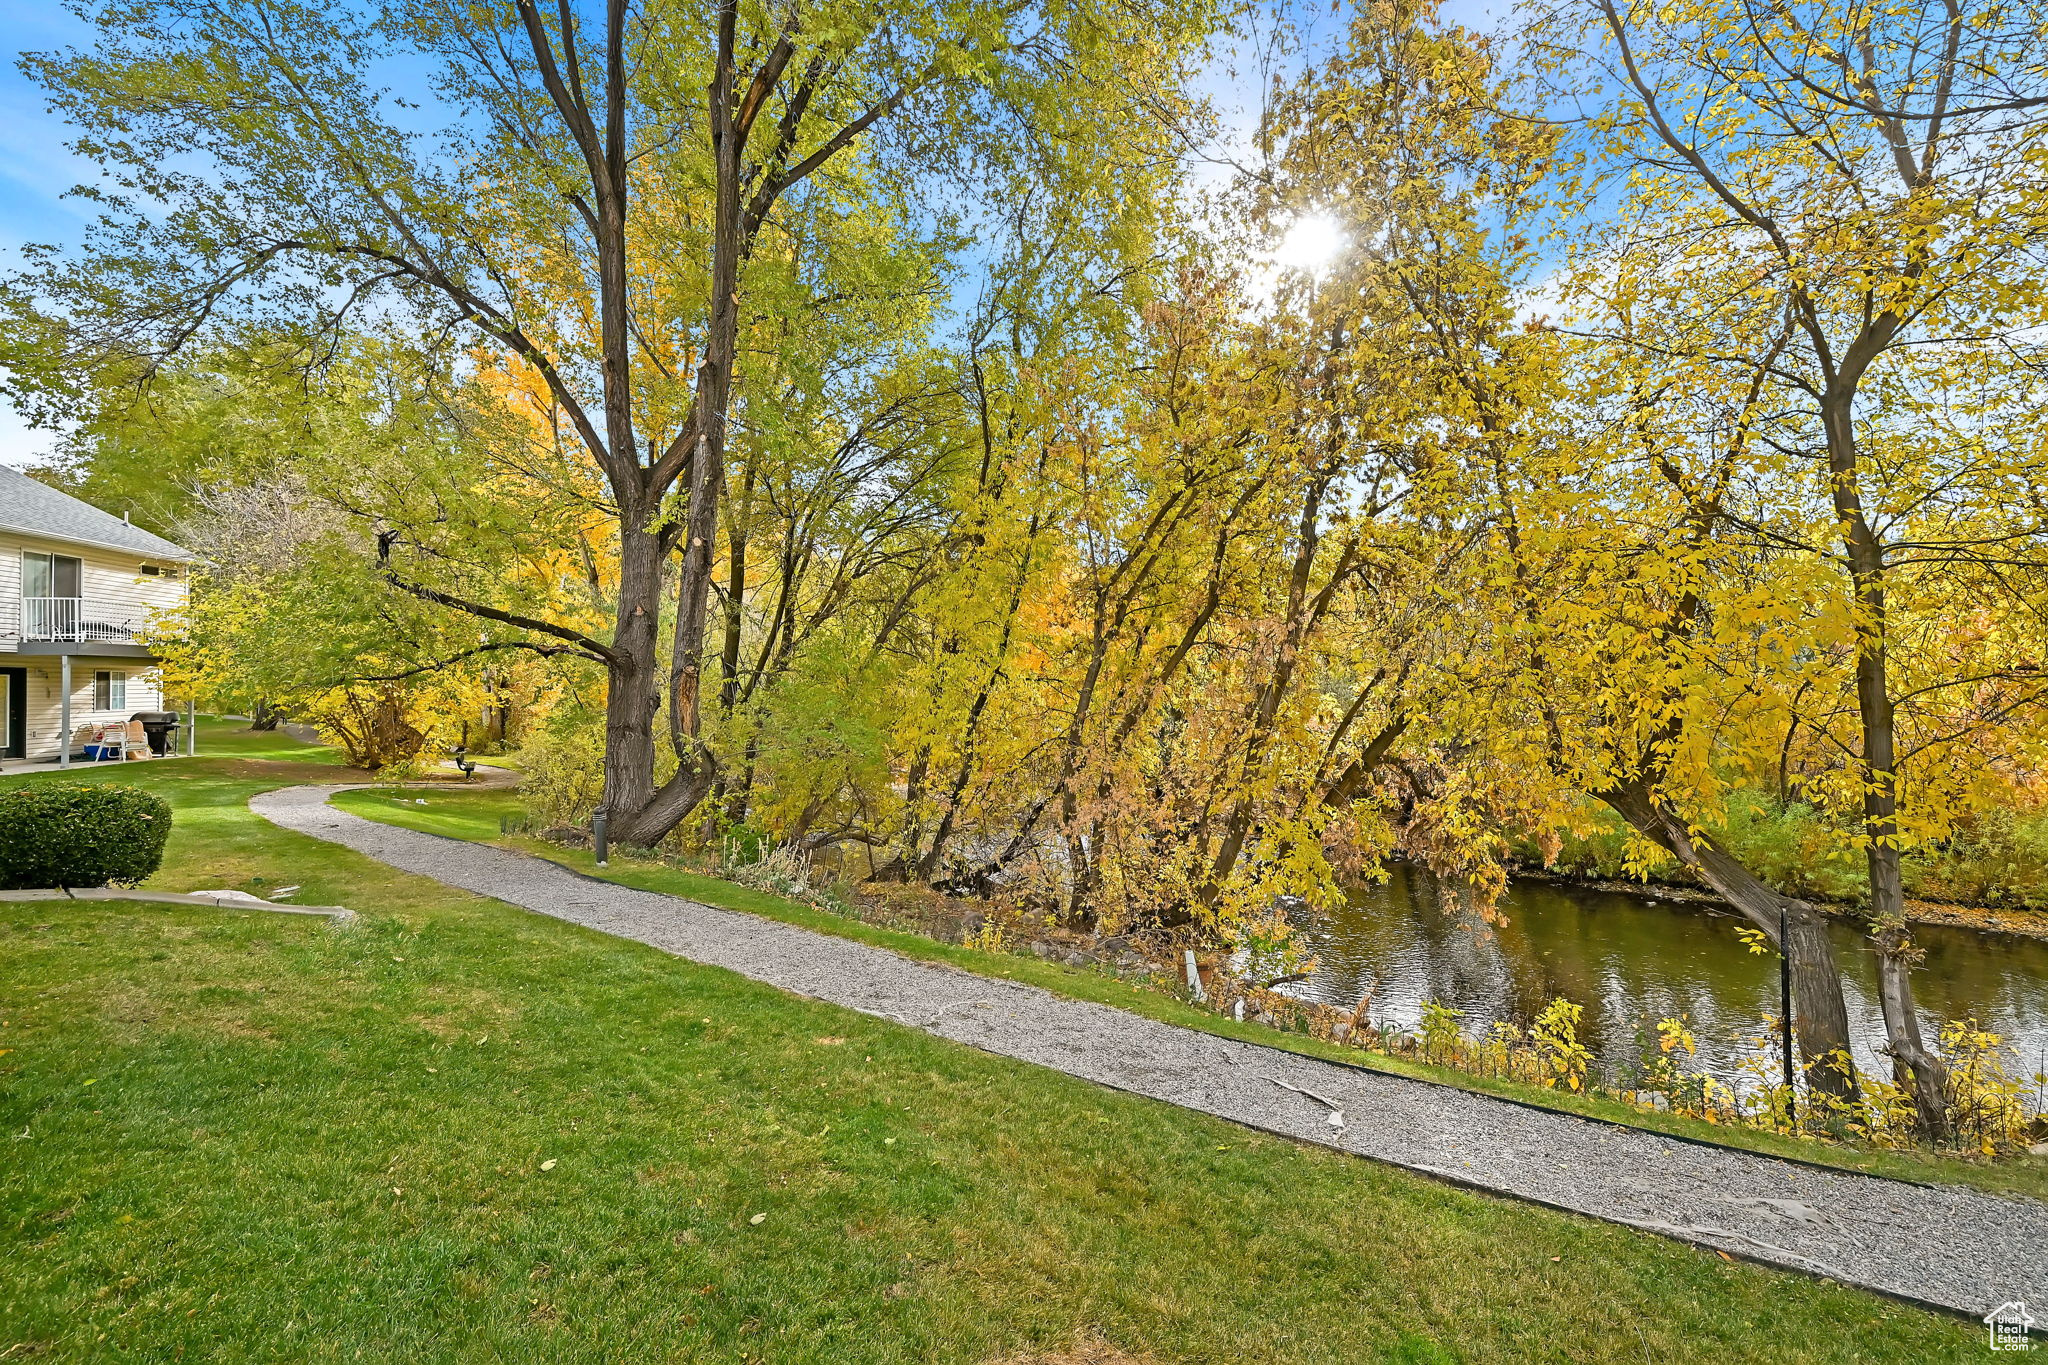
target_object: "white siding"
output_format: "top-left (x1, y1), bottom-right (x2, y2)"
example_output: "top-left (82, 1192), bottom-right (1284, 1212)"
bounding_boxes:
top-left (0, 530), bottom-right (188, 652)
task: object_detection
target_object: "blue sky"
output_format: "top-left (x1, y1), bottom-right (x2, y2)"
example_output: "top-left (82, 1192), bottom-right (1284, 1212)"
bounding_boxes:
top-left (0, 0), bottom-right (1507, 468)
top-left (0, 7), bottom-right (94, 262)
top-left (1, 3), bottom-right (97, 466)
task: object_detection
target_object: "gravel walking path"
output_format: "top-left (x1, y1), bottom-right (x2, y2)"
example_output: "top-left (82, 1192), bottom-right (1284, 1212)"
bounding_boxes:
top-left (253, 784), bottom-right (2048, 1318)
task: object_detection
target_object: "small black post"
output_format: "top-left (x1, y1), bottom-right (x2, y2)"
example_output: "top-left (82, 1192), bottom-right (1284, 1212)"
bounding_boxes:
top-left (1779, 906), bottom-right (1798, 1127)
top-left (592, 807), bottom-right (609, 867)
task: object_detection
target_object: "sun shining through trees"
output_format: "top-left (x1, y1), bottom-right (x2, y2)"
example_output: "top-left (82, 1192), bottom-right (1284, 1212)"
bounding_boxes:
top-left (6, 0), bottom-right (2048, 1161)
top-left (1269, 211), bottom-right (1350, 277)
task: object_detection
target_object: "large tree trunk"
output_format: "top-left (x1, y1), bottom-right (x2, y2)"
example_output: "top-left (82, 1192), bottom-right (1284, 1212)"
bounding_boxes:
top-left (1821, 392), bottom-right (1950, 1138)
top-left (598, 512), bottom-right (668, 831)
top-left (608, 7), bottom-right (744, 847)
top-left (717, 462), bottom-right (754, 720)
top-left (1598, 782), bottom-right (1860, 1106)
top-left (709, 462), bottom-right (755, 823)
top-left (915, 509), bottom-right (1043, 882)
top-left (868, 746), bottom-right (930, 883)
top-left (1873, 924), bottom-right (1950, 1137)
top-left (1203, 479), bottom-right (1328, 900)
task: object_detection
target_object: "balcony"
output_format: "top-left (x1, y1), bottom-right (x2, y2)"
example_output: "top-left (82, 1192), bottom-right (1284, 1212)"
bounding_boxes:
top-left (5, 597), bottom-right (146, 647)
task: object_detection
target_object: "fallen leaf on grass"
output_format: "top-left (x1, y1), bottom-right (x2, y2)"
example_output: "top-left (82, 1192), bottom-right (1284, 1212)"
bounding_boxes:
top-left (813, 1036), bottom-right (846, 1046)
top-left (748, 1212), bottom-right (766, 1225)
top-left (540, 1159), bottom-right (557, 1171)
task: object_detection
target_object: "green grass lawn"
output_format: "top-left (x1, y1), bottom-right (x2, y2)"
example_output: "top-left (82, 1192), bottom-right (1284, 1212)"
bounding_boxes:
top-left (333, 782), bottom-right (2048, 1205)
top-left (0, 725), bottom-right (1984, 1361)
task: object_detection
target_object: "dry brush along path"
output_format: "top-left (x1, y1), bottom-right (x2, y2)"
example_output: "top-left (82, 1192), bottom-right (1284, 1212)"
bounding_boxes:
top-left (252, 784), bottom-right (2048, 1319)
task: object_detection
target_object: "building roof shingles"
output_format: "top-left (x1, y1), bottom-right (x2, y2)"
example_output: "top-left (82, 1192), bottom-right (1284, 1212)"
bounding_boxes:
top-left (0, 466), bottom-right (194, 561)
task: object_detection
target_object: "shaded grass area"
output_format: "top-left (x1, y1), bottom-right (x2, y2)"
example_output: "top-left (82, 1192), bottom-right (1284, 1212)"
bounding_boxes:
top-left (337, 784), bottom-right (2048, 1204)
top-left (0, 729), bottom-right (1984, 1360)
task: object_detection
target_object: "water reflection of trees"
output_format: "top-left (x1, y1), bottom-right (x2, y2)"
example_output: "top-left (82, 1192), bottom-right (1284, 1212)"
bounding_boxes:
top-left (1286, 865), bottom-right (2048, 1082)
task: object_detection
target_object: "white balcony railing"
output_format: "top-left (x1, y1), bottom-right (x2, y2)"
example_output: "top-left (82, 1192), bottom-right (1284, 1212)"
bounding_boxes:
top-left (12, 597), bottom-right (143, 644)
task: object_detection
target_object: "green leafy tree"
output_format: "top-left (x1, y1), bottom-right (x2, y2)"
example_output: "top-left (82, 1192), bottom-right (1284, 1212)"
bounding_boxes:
top-left (5, 0), bottom-right (1216, 844)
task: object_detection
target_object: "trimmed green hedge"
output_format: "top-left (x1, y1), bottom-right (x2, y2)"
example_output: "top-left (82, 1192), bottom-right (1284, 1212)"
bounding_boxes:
top-left (0, 784), bottom-right (172, 890)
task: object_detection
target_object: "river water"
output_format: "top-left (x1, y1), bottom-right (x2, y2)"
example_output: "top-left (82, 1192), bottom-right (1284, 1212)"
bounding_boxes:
top-left (1276, 864), bottom-right (2048, 1088)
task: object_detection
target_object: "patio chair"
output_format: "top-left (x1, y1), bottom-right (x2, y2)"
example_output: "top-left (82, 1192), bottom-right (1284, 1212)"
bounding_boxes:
top-left (80, 724), bottom-right (126, 762)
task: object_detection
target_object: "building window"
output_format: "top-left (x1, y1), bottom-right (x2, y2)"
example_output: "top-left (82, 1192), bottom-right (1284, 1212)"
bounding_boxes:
top-left (23, 551), bottom-right (82, 597)
top-left (95, 670), bottom-right (127, 710)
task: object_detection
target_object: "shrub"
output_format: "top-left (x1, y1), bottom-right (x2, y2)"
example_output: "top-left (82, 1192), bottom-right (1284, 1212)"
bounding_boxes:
top-left (724, 842), bottom-right (816, 898)
top-left (1531, 998), bottom-right (1591, 1091)
top-left (307, 686), bottom-right (425, 771)
top-left (1715, 794), bottom-right (1868, 904)
top-left (515, 707), bottom-right (663, 829)
top-left (715, 820), bottom-right (773, 870)
top-left (1907, 805), bottom-right (2048, 910)
top-left (0, 783), bottom-right (172, 889)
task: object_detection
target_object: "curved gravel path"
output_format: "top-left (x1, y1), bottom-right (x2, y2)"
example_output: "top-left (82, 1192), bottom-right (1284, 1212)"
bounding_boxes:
top-left (253, 783), bottom-right (2048, 1318)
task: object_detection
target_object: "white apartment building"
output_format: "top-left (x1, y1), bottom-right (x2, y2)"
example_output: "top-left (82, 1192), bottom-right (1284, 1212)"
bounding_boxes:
top-left (0, 466), bottom-right (193, 762)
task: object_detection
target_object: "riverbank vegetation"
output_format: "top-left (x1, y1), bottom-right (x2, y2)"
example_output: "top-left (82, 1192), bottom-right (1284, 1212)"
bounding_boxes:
top-left (1535, 791), bottom-right (2048, 919)
top-left (0, 731), bottom-right (1983, 1362)
top-left (10, 0), bottom-right (2048, 1145)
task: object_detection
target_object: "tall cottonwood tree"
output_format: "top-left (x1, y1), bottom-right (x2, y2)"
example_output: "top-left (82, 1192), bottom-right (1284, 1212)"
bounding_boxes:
top-left (1532, 0), bottom-right (2048, 1131)
top-left (4, 0), bottom-right (1213, 845)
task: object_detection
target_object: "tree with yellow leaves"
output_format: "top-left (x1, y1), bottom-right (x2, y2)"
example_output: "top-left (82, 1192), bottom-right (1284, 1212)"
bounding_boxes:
top-left (1529, 0), bottom-right (2048, 1132)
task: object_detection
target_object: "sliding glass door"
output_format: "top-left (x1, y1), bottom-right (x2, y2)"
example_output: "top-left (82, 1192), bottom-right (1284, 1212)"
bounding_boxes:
top-left (22, 551), bottom-right (83, 640)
